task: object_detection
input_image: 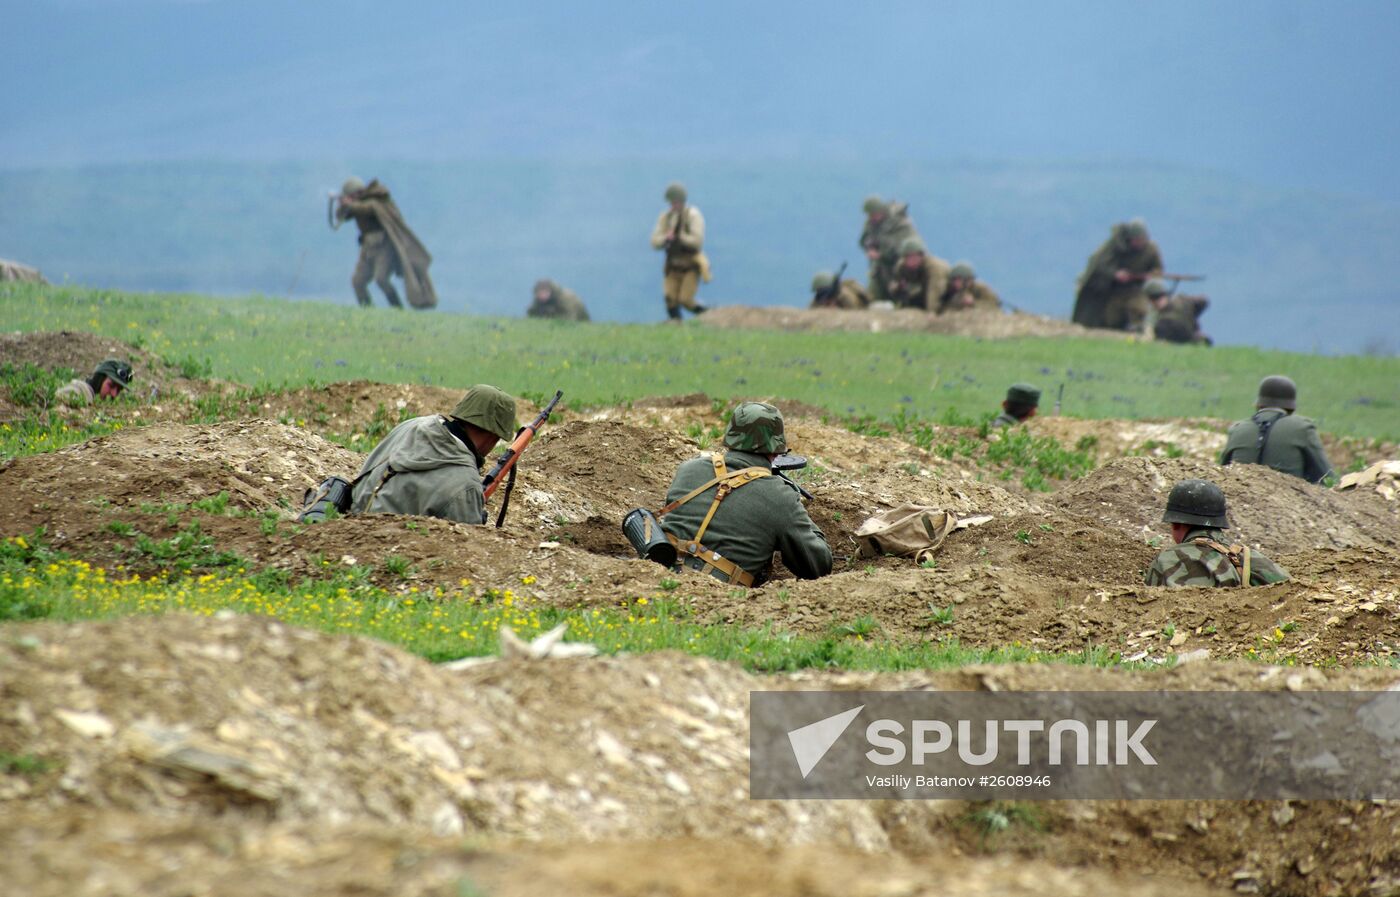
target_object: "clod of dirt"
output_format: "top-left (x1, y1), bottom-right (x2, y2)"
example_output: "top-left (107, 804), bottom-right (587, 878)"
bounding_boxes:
top-left (1053, 457), bottom-right (1399, 554)
top-left (699, 305), bottom-right (1131, 339)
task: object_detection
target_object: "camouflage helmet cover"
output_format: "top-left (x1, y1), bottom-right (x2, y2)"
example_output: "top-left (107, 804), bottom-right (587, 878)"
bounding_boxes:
top-left (664, 182), bottom-right (687, 203)
top-left (863, 195), bottom-right (888, 215)
top-left (723, 401), bottom-right (787, 454)
top-left (94, 358), bottom-right (133, 389)
top-left (1162, 478), bottom-right (1230, 529)
top-left (450, 384), bottom-right (520, 442)
top-left (949, 262), bottom-right (975, 281)
top-left (898, 236), bottom-right (927, 257)
top-left (341, 176), bottom-right (366, 195)
top-left (811, 271), bottom-right (836, 292)
top-left (1256, 375), bottom-right (1297, 411)
top-left (1145, 279), bottom-right (1170, 298)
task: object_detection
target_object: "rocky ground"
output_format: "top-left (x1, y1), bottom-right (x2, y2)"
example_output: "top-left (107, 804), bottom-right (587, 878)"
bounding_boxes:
top-left (3, 332), bottom-right (1400, 896)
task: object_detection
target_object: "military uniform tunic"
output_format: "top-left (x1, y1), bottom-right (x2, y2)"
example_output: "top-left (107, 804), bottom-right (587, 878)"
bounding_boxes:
top-left (660, 450), bottom-right (832, 584)
top-left (1144, 527), bottom-right (1290, 587)
top-left (528, 285), bottom-right (591, 321)
top-left (1220, 409), bottom-right (1333, 484)
top-left (811, 279), bottom-right (870, 310)
top-left (860, 204), bottom-right (918, 304)
top-left (1073, 226), bottom-right (1163, 329)
top-left (650, 206), bottom-right (706, 313)
top-left (989, 411), bottom-right (1021, 429)
top-left (886, 255), bottom-right (951, 311)
top-left (937, 280), bottom-right (1002, 314)
top-left (350, 415), bottom-right (487, 525)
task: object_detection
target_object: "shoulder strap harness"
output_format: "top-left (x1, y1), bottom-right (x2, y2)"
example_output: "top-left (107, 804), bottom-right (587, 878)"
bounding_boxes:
top-left (1191, 538), bottom-right (1253, 587)
top-left (655, 453), bottom-right (771, 587)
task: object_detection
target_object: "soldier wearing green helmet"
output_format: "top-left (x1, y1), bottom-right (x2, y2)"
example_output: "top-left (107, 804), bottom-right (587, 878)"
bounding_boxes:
top-left (650, 181), bottom-right (709, 320)
top-left (1144, 280), bottom-right (1213, 345)
top-left (1220, 376), bottom-right (1333, 484)
top-left (885, 236), bottom-right (951, 311)
top-left (333, 176), bottom-right (437, 310)
top-left (55, 358), bottom-right (134, 406)
top-left (809, 270), bottom-right (870, 309)
top-left (349, 384), bottom-right (519, 525)
top-left (991, 383), bottom-right (1040, 428)
top-left (1073, 219), bottom-right (1163, 330)
top-left (527, 279), bottom-right (591, 322)
top-left (1144, 479), bottom-right (1290, 587)
top-left (858, 195), bottom-right (919, 304)
top-left (936, 261), bottom-right (1002, 314)
top-left (657, 402), bottom-right (832, 586)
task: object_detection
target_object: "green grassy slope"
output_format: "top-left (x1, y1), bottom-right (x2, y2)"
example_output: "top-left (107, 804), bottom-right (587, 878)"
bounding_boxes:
top-left (4, 283), bottom-right (1397, 439)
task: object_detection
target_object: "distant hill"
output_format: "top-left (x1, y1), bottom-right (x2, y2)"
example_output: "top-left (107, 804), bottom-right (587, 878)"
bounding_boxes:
top-left (1, 159), bottom-right (1395, 354)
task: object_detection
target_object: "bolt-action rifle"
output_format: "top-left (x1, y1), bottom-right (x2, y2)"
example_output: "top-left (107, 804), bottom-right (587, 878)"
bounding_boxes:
top-left (812, 262), bottom-right (848, 308)
top-left (482, 389), bottom-right (563, 528)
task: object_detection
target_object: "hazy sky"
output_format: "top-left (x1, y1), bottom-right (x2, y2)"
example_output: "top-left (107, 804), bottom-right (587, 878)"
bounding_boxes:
top-left (6, 0), bottom-right (1400, 200)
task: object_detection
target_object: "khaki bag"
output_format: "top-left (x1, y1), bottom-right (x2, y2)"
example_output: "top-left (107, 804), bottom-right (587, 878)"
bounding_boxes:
top-left (855, 504), bottom-right (959, 565)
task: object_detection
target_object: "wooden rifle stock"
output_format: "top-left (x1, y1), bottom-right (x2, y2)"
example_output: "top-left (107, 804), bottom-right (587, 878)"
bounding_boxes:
top-left (483, 390), bottom-right (563, 501)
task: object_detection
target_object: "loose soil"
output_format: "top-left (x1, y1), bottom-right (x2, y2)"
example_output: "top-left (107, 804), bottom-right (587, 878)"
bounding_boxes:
top-left (700, 305), bottom-right (1132, 340)
top-left (3, 614), bottom-right (1399, 897)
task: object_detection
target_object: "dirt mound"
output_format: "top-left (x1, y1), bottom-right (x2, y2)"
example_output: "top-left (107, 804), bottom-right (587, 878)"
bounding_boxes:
top-left (0, 329), bottom-right (210, 401)
top-left (1053, 456), bottom-right (1400, 554)
top-left (4, 614), bottom-right (1400, 897)
top-left (700, 305), bottom-right (1131, 339)
top-left (1030, 416), bottom-right (1228, 464)
top-left (0, 419), bottom-right (359, 520)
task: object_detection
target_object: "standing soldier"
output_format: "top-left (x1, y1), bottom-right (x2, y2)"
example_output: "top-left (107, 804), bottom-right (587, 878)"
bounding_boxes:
top-left (1144, 479), bottom-right (1290, 586)
top-left (333, 177), bottom-right (437, 310)
top-left (937, 262), bottom-right (1002, 314)
top-left (1072, 219), bottom-right (1162, 329)
top-left (649, 182), bottom-right (708, 321)
top-left (885, 238), bottom-right (951, 311)
top-left (527, 279), bottom-right (591, 322)
top-left (810, 270), bottom-right (870, 309)
top-left (859, 196), bottom-right (918, 304)
top-left (1146, 280), bottom-right (1212, 345)
top-left (1220, 376), bottom-right (1333, 484)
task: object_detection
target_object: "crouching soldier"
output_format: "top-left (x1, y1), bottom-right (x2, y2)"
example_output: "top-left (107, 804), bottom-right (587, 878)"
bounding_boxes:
top-left (1144, 479), bottom-right (1289, 587)
top-left (658, 402), bottom-right (832, 586)
top-left (810, 270), bottom-right (870, 309)
top-left (56, 359), bottom-right (133, 406)
top-left (350, 384), bottom-right (518, 525)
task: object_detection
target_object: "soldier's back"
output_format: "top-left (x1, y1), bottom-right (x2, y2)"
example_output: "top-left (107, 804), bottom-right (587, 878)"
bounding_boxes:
top-left (1144, 530), bottom-right (1289, 587)
top-left (1222, 411), bottom-right (1331, 482)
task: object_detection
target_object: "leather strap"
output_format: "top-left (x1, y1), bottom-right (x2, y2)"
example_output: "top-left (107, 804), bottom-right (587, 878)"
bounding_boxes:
top-left (1192, 538), bottom-right (1252, 587)
top-left (655, 453), bottom-right (769, 587)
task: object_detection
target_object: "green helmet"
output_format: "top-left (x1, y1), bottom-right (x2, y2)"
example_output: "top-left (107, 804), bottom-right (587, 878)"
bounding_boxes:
top-left (723, 401), bottom-right (787, 454)
top-left (1256, 375), bottom-right (1297, 411)
top-left (341, 176), bottom-right (365, 195)
top-left (898, 237), bottom-right (926, 257)
top-left (811, 271), bottom-right (836, 292)
top-left (94, 358), bottom-right (133, 389)
top-left (949, 262), bottom-right (975, 282)
top-left (1005, 383), bottom-right (1040, 406)
top-left (863, 195), bottom-right (887, 215)
top-left (450, 385), bottom-right (519, 442)
top-left (1161, 478), bottom-right (1230, 529)
top-left (664, 182), bottom-right (687, 203)
top-left (532, 278), bottom-right (555, 296)
top-left (1123, 218), bottom-right (1150, 241)
top-left (1145, 279), bottom-right (1170, 298)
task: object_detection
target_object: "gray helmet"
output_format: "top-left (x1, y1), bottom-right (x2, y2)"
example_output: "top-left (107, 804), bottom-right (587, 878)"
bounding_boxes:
top-left (898, 236), bottom-right (927, 257)
top-left (94, 358), bottom-right (133, 389)
top-left (664, 182), bottom-right (687, 203)
top-left (1144, 279), bottom-right (1170, 298)
top-left (811, 271), bottom-right (836, 292)
top-left (863, 195), bottom-right (887, 215)
top-left (949, 262), bottom-right (975, 282)
top-left (1005, 383), bottom-right (1040, 406)
top-left (1256, 375), bottom-right (1297, 411)
top-left (1123, 218), bottom-right (1150, 241)
top-left (1161, 478), bottom-right (1230, 529)
top-left (450, 385), bottom-right (520, 442)
top-left (723, 401), bottom-right (787, 454)
top-left (341, 176), bottom-right (366, 195)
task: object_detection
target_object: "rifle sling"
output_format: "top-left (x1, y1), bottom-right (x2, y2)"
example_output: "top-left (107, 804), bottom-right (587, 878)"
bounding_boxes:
top-left (1253, 411), bottom-right (1280, 464)
top-left (1192, 538), bottom-right (1252, 587)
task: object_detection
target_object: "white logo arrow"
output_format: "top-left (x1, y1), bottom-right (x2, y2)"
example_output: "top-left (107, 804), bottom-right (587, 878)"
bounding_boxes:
top-left (787, 705), bottom-right (864, 779)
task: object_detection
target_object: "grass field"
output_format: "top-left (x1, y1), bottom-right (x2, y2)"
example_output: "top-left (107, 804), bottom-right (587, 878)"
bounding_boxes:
top-left (4, 283), bottom-right (1398, 439)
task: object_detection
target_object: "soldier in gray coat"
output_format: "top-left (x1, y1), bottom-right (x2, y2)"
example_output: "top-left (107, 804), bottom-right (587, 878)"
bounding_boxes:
top-left (1220, 375), bottom-right (1333, 484)
top-left (350, 385), bottom-right (518, 525)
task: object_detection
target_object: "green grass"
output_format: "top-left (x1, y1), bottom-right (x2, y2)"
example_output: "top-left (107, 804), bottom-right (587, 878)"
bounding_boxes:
top-left (3, 283), bottom-right (1397, 439)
